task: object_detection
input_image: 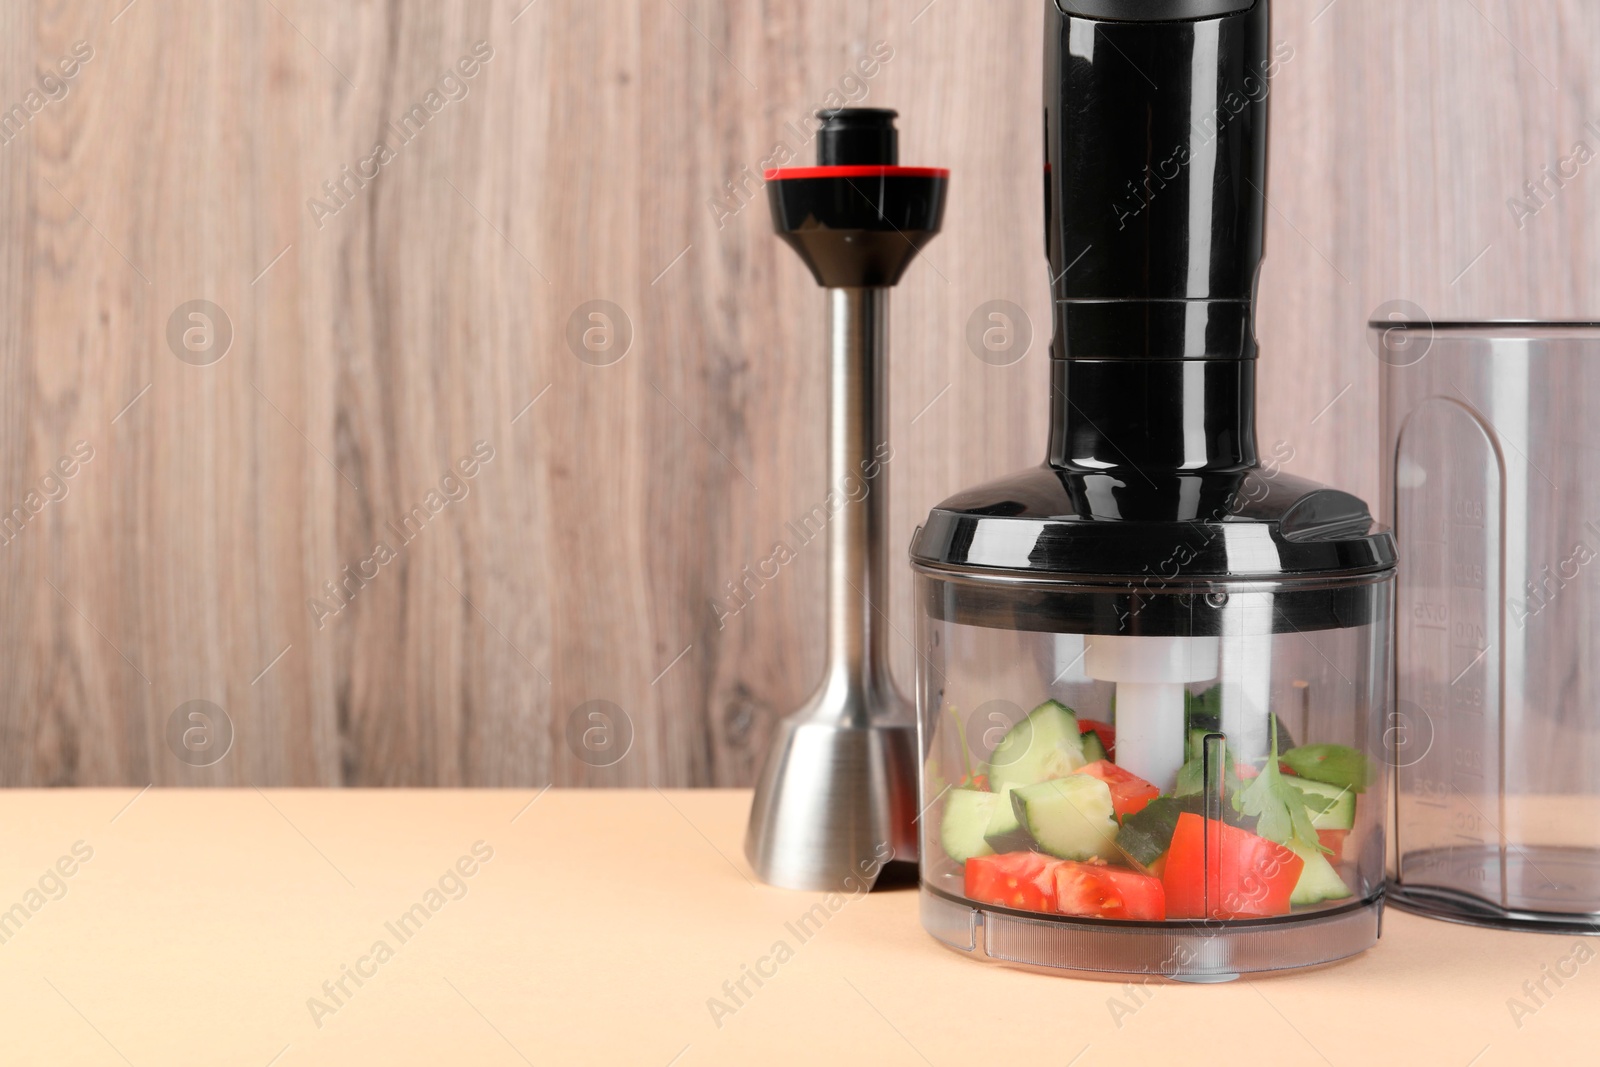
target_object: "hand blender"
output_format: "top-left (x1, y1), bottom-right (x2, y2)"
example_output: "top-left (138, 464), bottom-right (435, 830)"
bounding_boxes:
top-left (744, 110), bottom-right (948, 891)
top-left (911, 0), bottom-right (1398, 978)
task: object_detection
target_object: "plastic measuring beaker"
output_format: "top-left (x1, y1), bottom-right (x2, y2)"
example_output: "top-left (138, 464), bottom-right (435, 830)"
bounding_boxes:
top-left (1380, 320), bottom-right (1600, 931)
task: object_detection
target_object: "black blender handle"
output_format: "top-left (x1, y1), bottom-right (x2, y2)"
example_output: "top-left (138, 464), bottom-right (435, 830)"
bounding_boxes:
top-left (1045, 0), bottom-right (1271, 360)
top-left (1043, 0), bottom-right (1275, 473)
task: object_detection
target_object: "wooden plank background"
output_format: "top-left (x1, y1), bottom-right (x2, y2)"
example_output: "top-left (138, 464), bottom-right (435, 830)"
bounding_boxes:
top-left (0, 0), bottom-right (1594, 786)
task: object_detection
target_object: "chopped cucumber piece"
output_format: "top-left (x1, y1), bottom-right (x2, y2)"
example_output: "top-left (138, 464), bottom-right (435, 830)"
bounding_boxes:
top-left (1285, 774), bottom-right (1357, 830)
top-left (1174, 747), bottom-right (1242, 799)
top-left (1282, 744), bottom-right (1370, 794)
top-left (1081, 728), bottom-right (1108, 764)
top-left (1118, 793), bottom-right (1262, 868)
top-left (1185, 718), bottom-right (1298, 762)
top-left (1184, 729), bottom-right (1250, 767)
top-left (939, 789), bottom-right (1000, 863)
top-left (982, 788), bottom-right (1034, 853)
top-left (1115, 796), bottom-right (1198, 868)
top-left (1289, 842), bottom-right (1353, 905)
top-left (985, 699), bottom-right (1087, 795)
top-left (1011, 775), bottom-right (1119, 862)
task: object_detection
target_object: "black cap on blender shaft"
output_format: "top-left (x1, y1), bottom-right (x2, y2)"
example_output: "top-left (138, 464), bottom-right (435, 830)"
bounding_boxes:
top-left (765, 109), bottom-right (948, 288)
top-left (815, 107), bottom-right (899, 166)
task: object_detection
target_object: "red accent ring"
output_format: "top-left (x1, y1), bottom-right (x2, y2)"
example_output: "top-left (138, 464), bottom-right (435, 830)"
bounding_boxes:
top-left (763, 165), bottom-right (950, 181)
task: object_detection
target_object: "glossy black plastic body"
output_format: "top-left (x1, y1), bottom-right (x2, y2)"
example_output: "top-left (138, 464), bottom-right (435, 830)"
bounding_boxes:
top-left (911, 0), bottom-right (1396, 606)
top-left (767, 108), bottom-right (948, 288)
top-left (1045, 0), bottom-right (1270, 331)
top-left (768, 175), bottom-right (948, 288)
top-left (1045, 0), bottom-right (1272, 473)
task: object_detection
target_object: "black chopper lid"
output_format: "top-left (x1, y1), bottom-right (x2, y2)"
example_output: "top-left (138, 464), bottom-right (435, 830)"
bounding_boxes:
top-left (909, 466), bottom-right (1396, 582)
top-left (909, 466), bottom-right (1396, 636)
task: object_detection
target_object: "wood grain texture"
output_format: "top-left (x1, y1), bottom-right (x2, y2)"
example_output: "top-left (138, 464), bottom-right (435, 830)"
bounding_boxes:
top-left (0, 0), bottom-right (1595, 786)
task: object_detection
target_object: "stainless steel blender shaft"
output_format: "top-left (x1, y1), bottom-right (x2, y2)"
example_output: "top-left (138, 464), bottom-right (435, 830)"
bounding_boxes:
top-left (824, 288), bottom-right (893, 691)
top-left (744, 287), bottom-right (917, 891)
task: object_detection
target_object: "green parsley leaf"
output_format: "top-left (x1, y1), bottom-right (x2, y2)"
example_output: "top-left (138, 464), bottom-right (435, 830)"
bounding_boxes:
top-left (1231, 717), bottom-right (1327, 854)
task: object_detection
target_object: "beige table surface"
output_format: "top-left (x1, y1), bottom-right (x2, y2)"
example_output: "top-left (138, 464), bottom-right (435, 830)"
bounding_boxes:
top-left (2, 789), bottom-right (1592, 1066)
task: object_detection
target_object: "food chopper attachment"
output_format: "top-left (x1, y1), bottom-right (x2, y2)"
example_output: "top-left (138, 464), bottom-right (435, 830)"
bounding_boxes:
top-left (910, 0), bottom-right (1397, 978)
top-left (744, 109), bottom-right (948, 891)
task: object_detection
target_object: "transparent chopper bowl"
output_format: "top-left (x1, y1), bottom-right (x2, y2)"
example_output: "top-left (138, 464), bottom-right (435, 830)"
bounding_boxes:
top-left (1381, 321), bottom-right (1600, 932)
top-left (915, 572), bottom-right (1393, 979)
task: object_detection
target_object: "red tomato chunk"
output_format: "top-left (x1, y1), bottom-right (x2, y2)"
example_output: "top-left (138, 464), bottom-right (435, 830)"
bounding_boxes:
top-left (966, 853), bottom-right (1165, 921)
top-left (964, 852), bottom-right (1058, 912)
top-left (1079, 718), bottom-right (1117, 759)
top-left (1073, 760), bottom-right (1160, 818)
top-left (1053, 859), bottom-right (1166, 921)
top-left (1162, 813), bottom-right (1303, 919)
top-left (1317, 828), bottom-right (1349, 861)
